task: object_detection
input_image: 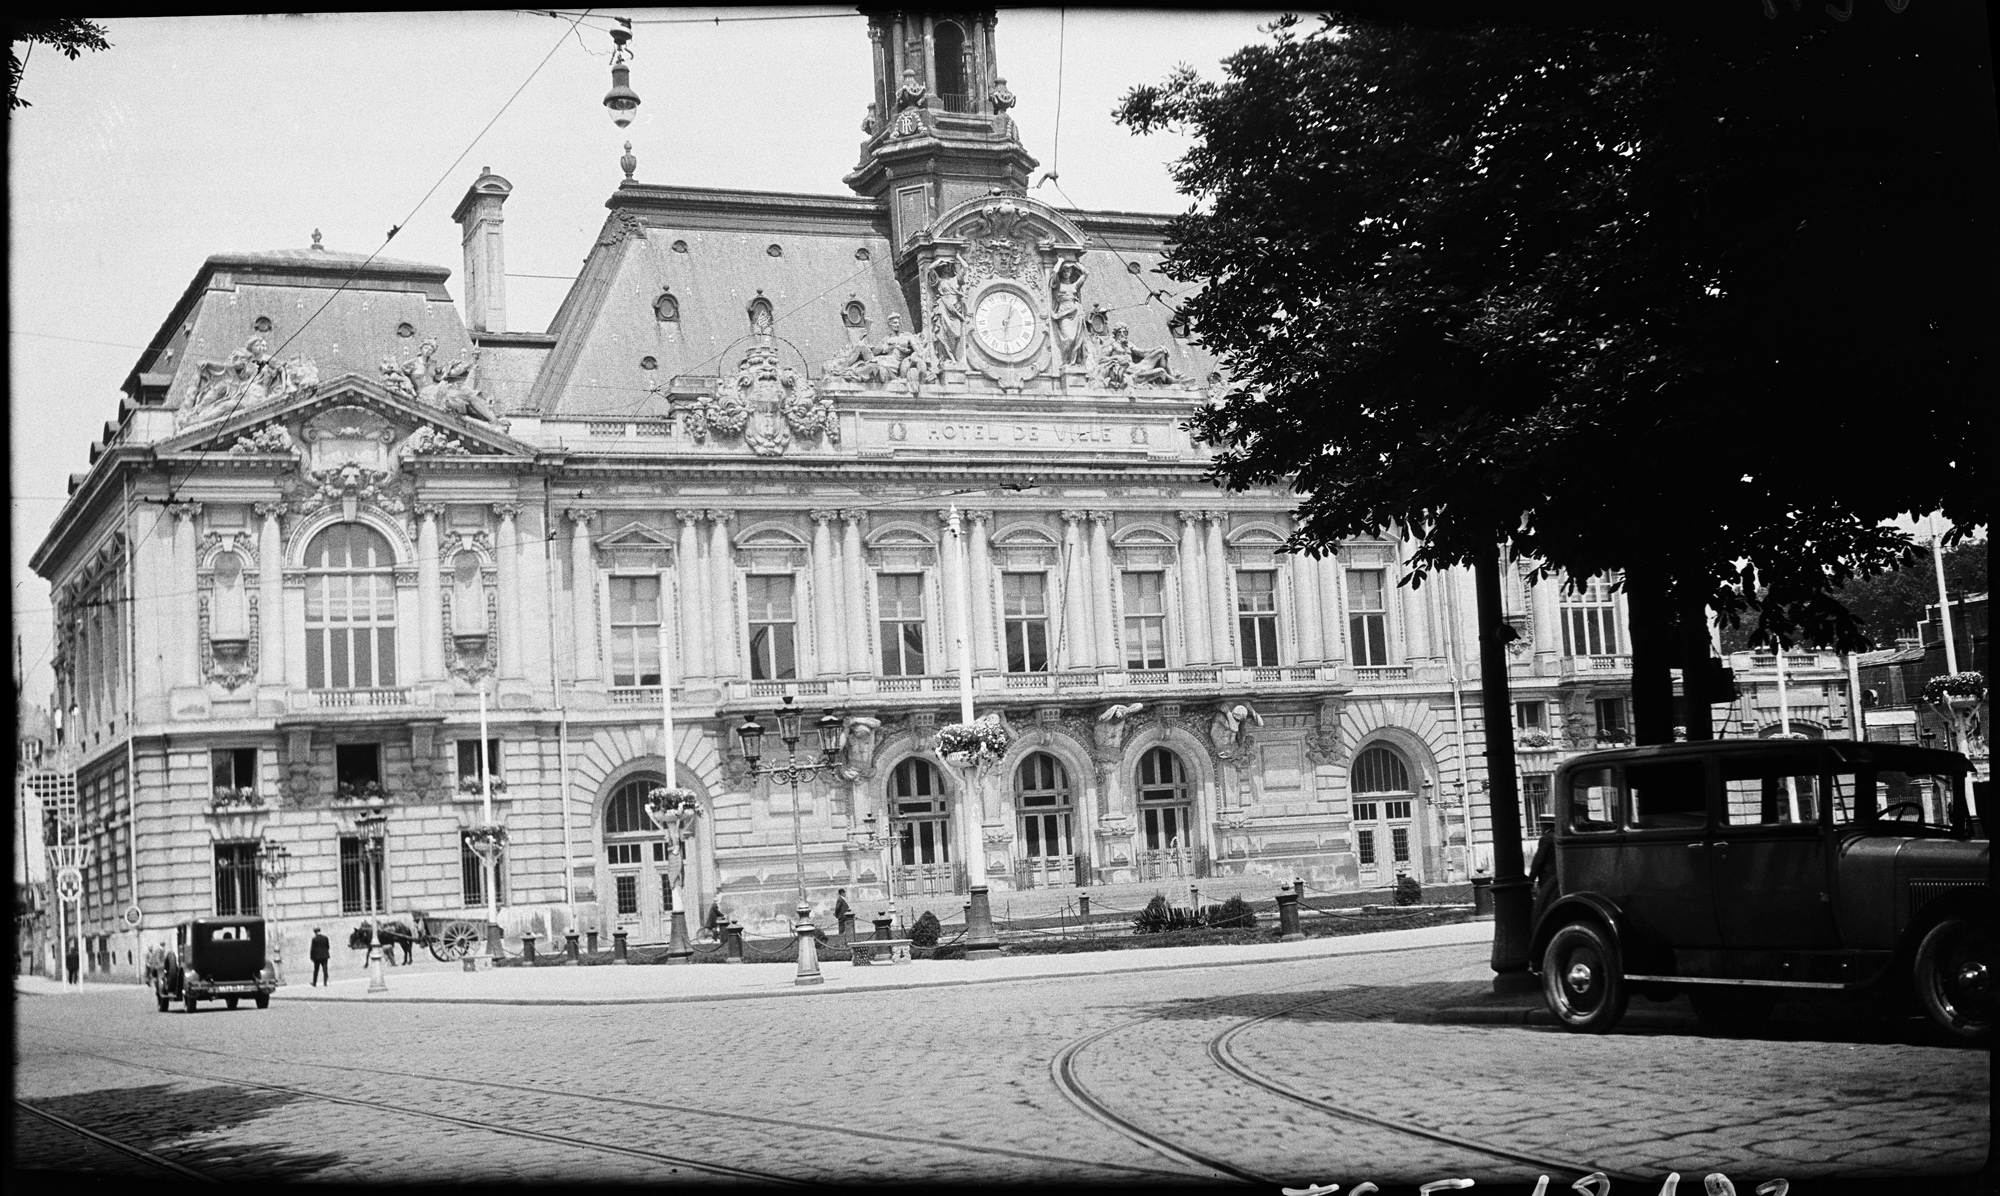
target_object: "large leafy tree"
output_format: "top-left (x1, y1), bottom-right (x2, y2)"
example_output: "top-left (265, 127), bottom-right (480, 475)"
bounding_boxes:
top-left (9, 18), bottom-right (111, 112)
top-left (1117, 8), bottom-right (1995, 741)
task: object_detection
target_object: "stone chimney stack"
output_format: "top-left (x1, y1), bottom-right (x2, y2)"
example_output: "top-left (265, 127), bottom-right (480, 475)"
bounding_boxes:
top-left (452, 168), bottom-right (513, 333)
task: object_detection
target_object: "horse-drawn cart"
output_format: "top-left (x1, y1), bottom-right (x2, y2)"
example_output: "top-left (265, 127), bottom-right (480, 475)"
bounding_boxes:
top-left (348, 912), bottom-right (490, 964)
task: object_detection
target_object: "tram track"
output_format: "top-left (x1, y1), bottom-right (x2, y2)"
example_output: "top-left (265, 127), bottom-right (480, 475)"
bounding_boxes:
top-left (13, 1097), bottom-right (216, 1182)
top-left (1047, 961), bottom-right (1644, 1185)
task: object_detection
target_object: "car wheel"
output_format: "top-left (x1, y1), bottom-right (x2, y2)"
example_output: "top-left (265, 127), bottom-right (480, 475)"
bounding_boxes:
top-left (225, 996), bottom-right (239, 1010)
top-left (1542, 921), bottom-right (1629, 1032)
top-left (183, 991), bottom-right (198, 1013)
top-left (1689, 987), bottom-right (1776, 1033)
top-left (255, 994), bottom-right (270, 1010)
top-left (1914, 917), bottom-right (1994, 1044)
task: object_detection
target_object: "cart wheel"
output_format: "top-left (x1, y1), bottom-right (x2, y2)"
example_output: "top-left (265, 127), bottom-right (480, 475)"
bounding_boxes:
top-left (226, 996), bottom-right (240, 1010)
top-left (439, 921), bottom-right (482, 960)
top-left (183, 991), bottom-right (198, 1013)
top-left (255, 994), bottom-right (270, 1010)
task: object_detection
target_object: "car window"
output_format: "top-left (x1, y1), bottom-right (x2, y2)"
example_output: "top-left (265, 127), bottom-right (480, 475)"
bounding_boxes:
top-left (209, 926), bottom-right (249, 942)
top-left (1721, 758), bottom-right (1843, 827)
top-left (1568, 766), bottom-right (1621, 832)
top-left (1626, 760), bottom-right (1707, 831)
top-left (1869, 768), bottom-right (1955, 831)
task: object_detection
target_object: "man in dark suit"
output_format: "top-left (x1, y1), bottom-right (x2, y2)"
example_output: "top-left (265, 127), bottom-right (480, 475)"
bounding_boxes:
top-left (309, 927), bottom-right (331, 987)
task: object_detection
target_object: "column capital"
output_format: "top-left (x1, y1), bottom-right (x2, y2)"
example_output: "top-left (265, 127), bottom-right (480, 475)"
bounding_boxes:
top-left (965, 508), bottom-right (992, 525)
top-left (1060, 509), bottom-right (1086, 524)
top-left (490, 503), bottom-right (522, 521)
top-left (808, 508), bottom-right (840, 524)
top-left (566, 507), bottom-right (598, 525)
top-left (839, 508), bottom-right (867, 524)
top-left (1176, 509), bottom-right (1204, 525)
top-left (936, 508), bottom-right (959, 527)
top-left (413, 502), bottom-right (447, 521)
top-left (704, 508), bottom-right (733, 524)
top-left (1087, 510), bottom-right (1113, 524)
top-left (675, 508), bottom-right (705, 525)
top-left (1202, 509), bottom-right (1228, 523)
top-left (167, 501), bottom-right (203, 523)
top-left (253, 501), bottom-right (288, 521)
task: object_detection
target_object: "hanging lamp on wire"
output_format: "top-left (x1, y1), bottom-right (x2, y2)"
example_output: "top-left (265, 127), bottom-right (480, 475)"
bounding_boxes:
top-left (603, 23), bottom-right (641, 128)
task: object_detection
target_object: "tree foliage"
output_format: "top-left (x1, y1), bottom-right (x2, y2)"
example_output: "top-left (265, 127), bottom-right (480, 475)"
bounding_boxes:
top-left (10, 18), bottom-right (111, 112)
top-left (1116, 10), bottom-right (1995, 653)
top-left (1720, 537), bottom-right (1989, 652)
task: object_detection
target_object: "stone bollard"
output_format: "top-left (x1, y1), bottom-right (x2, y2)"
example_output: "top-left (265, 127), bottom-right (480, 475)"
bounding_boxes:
top-left (612, 930), bottom-right (629, 964)
top-left (1078, 893), bottom-right (1092, 935)
top-left (1276, 884), bottom-right (1305, 942)
top-left (723, 922), bottom-right (745, 964)
top-left (873, 913), bottom-right (894, 942)
top-left (1190, 884), bottom-right (1201, 916)
top-left (587, 926), bottom-right (600, 955)
top-left (794, 904), bottom-right (823, 986)
top-left (564, 930), bottom-right (580, 965)
top-left (1470, 875), bottom-right (1495, 920)
top-left (838, 912), bottom-right (857, 941)
top-left (521, 933), bottom-right (538, 962)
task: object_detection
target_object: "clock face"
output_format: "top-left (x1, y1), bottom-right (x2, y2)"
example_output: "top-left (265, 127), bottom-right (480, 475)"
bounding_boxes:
top-left (973, 289), bottom-right (1038, 356)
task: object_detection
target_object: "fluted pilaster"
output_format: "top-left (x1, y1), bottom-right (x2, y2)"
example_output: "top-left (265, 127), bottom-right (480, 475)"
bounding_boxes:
top-left (841, 510), bottom-right (869, 676)
top-left (1087, 511), bottom-right (1115, 668)
top-left (967, 509), bottom-right (995, 672)
top-left (705, 510), bottom-right (735, 677)
top-left (414, 504), bottom-right (447, 681)
top-left (810, 509), bottom-right (846, 677)
top-left (1203, 511), bottom-right (1232, 665)
top-left (492, 504), bottom-right (522, 679)
top-left (1059, 511), bottom-right (1092, 669)
top-left (169, 503), bottom-right (202, 687)
top-left (255, 502), bottom-right (286, 685)
top-left (1289, 547), bottom-right (1323, 665)
top-left (937, 509), bottom-right (965, 676)
top-left (1177, 510), bottom-right (1209, 666)
top-left (568, 509), bottom-right (600, 683)
top-left (675, 511), bottom-right (707, 679)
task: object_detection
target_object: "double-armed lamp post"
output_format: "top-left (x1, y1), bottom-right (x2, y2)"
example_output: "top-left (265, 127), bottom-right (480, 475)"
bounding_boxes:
top-left (735, 697), bottom-right (847, 985)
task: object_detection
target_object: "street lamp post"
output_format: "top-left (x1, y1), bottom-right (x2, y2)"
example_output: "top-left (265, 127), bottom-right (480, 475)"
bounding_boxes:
top-left (945, 506), bottom-right (1002, 961)
top-left (734, 697), bottom-right (847, 986)
top-left (353, 807), bottom-right (389, 993)
top-left (255, 839), bottom-right (292, 983)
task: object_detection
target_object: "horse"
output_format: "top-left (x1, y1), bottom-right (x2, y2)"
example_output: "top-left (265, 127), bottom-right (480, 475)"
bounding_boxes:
top-left (348, 920), bottom-right (418, 966)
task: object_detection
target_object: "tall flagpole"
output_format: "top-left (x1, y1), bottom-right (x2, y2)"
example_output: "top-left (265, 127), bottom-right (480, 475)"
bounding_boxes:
top-left (948, 506), bottom-right (999, 958)
top-left (661, 610), bottom-right (693, 963)
top-left (478, 685), bottom-right (497, 934)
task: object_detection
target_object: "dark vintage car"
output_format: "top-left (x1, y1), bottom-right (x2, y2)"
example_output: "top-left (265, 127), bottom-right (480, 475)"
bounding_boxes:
top-left (1530, 740), bottom-right (1990, 1040)
top-left (155, 916), bottom-right (279, 1013)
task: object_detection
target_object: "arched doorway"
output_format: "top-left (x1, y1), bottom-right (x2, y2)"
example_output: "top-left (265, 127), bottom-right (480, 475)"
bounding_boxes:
top-left (1136, 746), bottom-right (1194, 880)
top-left (602, 774), bottom-right (673, 944)
top-left (933, 21), bottom-right (969, 112)
top-left (1350, 744), bottom-right (1421, 885)
top-left (890, 758), bottom-right (954, 897)
top-left (1015, 752), bottom-right (1077, 889)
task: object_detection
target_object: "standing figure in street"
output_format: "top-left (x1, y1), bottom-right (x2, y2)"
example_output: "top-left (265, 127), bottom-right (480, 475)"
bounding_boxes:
top-left (833, 889), bottom-right (855, 940)
top-left (310, 926), bottom-right (331, 987)
top-left (65, 940), bottom-right (80, 985)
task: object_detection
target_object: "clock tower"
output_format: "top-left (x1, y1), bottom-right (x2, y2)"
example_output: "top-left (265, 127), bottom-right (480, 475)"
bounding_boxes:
top-left (844, 9), bottom-right (1039, 260)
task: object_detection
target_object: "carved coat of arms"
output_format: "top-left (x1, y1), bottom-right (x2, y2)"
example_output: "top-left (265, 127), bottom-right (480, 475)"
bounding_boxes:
top-left (690, 345), bottom-right (839, 457)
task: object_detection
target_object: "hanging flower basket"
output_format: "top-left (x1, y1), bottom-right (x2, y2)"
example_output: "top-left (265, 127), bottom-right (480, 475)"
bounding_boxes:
top-left (1921, 671), bottom-right (1986, 707)
top-left (646, 789), bottom-right (701, 836)
top-left (336, 780), bottom-right (392, 804)
top-left (457, 776), bottom-right (508, 796)
top-left (934, 714), bottom-right (1013, 768)
top-left (1515, 730), bottom-right (1554, 749)
top-left (210, 786), bottom-right (262, 809)
top-left (464, 824), bottom-right (508, 859)
top-left (1594, 727), bottom-right (1632, 746)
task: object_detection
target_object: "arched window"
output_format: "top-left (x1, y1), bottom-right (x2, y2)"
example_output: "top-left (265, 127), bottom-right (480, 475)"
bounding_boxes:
top-left (1015, 753), bottom-right (1073, 881)
top-left (1137, 747), bottom-right (1189, 804)
top-left (933, 21), bottom-right (968, 111)
top-left (1352, 745), bottom-right (1412, 794)
top-left (747, 296), bottom-right (774, 336)
top-left (890, 758), bottom-right (950, 890)
top-left (604, 776), bottom-right (662, 835)
top-left (303, 524), bottom-right (397, 690)
top-left (1015, 753), bottom-right (1069, 807)
top-left (1136, 747), bottom-right (1193, 872)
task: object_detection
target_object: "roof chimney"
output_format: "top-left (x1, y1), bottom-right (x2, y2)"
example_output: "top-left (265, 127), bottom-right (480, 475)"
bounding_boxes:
top-left (451, 168), bottom-right (513, 333)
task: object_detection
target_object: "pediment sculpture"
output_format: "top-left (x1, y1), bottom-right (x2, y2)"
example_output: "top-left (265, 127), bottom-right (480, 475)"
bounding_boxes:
top-left (820, 313), bottom-right (939, 393)
top-left (176, 335), bottom-right (319, 431)
top-left (380, 338), bottom-right (504, 427)
top-left (690, 344), bottom-right (841, 457)
top-left (290, 405), bottom-right (409, 517)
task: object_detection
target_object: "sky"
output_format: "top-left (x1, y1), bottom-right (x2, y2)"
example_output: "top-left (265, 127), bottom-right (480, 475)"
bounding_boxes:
top-left (7, 7), bottom-right (1288, 711)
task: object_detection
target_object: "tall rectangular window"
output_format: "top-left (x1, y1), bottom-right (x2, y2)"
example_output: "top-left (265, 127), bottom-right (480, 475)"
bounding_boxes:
top-left (1002, 573), bottom-right (1050, 673)
top-left (338, 835), bottom-right (386, 914)
top-left (1391, 827), bottom-right (1411, 864)
top-left (1595, 697), bottom-right (1628, 739)
top-left (303, 524), bottom-right (397, 690)
top-left (1521, 774), bottom-right (1553, 838)
top-left (456, 739), bottom-right (501, 787)
top-left (1356, 828), bottom-right (1376, 866)
top-left (1515, 701), bottom-right (1546, 731)
top-left (213, 843), bottom-right (261, 916)
top-left (1562, 577), bottom-right (1621, 656)
top-left (462, 833), bottom-right (508, 908)
top-left (210, 747), bottom-right (258, 799)
top-left (608, 576), bottom-right (663, 686)
top-left (1347, 569), bottom-right (1389, 666)
top-left (1237, 570), bottom-right (1280, 666)
top-left (1122, 572), bottom-right (1168, 670)
top-left (745, 575), bottom-right (797, 681)
top-left (877, 574), bottom-right (927, 676)
top-left (335, 743), bottom-right (382, 800)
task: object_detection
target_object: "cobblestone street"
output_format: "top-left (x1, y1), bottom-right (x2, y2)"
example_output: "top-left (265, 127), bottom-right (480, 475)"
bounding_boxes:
top-left (13, 931), bottom-right (1988, 1192)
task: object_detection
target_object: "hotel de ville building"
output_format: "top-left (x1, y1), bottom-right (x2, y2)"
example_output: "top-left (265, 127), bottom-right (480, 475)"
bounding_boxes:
top-left (29, 9), bottom-right (1642, 978)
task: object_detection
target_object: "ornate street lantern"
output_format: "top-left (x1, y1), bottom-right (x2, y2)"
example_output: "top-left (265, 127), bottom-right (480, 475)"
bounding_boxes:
top-left (603, 27), bottom-right (640, 128)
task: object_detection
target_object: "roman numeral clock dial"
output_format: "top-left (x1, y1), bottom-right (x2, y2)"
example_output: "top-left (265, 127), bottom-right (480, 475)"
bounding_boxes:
top-left (972, 288), bottom-right (1038, 358)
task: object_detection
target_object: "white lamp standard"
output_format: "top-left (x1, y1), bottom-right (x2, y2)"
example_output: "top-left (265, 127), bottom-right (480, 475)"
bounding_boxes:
top-left (945, 506), bottom-right (1002, 960)
top-left (734, 698), bottom-right (848, 985)
top-left (254, 839), bottom-right (292, 983)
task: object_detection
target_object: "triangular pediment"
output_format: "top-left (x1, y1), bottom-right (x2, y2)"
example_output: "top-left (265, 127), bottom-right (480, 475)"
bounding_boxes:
top-left (165, 372), bottom-right (534, 460)
top-left (594, 521), bottom-right (675, 550)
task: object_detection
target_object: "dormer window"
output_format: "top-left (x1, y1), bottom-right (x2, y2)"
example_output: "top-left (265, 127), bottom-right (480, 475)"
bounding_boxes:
top-left (747, 296), bottom-right (774, 337)
top-left (653, 290), bottom-right (680, 323)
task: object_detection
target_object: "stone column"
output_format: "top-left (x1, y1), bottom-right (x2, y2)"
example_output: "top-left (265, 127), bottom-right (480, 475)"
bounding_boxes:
top-left (1176, 511), bottom-right (1209, 666)
top-left (492, 505), bottom-right (523, 679)
top-left (1087, 511), bottom-right (1116, 668)
top-left (705, 510), bottom-right (735, 677)
top-left (1531, 571), bottom-right (1562, 658)
top-left (967, 509), bottom-right (996, 673)
top-left (413, 504), bottom-right (446, 682)
top-left (1203, 511), bottom-right (1233, 666)
top-left (1059, 511), bottom-right (1092, 670)
top-left (1401, 542), bottom-right (1434, 661)
top-left (170, 503), bottom-right (203, 687)
top-left (1289, 549), bottom-right (1323, 665)
top-left (810, 510), bottom-right (846, 677)
top-left (1318, 554), bottom-right (1346, 662)
top-left (936, 509), bottom-right (964, 676)
top-left (255, 502), bottom-right (287, 685)
top-left (675, 510), bottom-right (707, 680)
top-left (841, 510), bottom-right (869, 677)
top-left (567, 508), bottom-right (600, 683)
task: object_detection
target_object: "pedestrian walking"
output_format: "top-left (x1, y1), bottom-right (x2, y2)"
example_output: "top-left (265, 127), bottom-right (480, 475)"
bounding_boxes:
top-left (309, 927), bottom-right (331, 987)
top-left (65, 940), bottom-right (80, 985)
top-left (833, 888), bottom-right (854, 940)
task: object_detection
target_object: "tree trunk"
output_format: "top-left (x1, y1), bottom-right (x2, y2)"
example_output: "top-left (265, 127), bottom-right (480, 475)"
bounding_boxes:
top-left (1624, 564), bottom-right (1677, 746)
top-left (1474, 546), bottom-right (1533, 982)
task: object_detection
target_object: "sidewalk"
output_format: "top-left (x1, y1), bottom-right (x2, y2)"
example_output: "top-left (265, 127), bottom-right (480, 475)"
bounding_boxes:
top-left (13, 921), bottom-right (1496, 1007)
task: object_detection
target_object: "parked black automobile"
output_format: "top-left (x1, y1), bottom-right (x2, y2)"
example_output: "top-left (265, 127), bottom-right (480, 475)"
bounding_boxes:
top-left (155, 916), bottom-right (278, 1012)
top-left (1530, 740), bottom-right (1989, 1040)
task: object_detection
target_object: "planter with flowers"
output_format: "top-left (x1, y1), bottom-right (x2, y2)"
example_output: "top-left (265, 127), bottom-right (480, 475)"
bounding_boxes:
top-left (1594, 727), bottom-right (1632, 746)
top-left (463, 823), bottom-right (508, 866)
top-left (1921, 671), bottom-right (1988, 758)
top-left (210, 785), bottom-right (262, 810)
top-left (335, 780), bottom-right (392, 805)
top-left (457, 775), bottom-right (508, 797)
top-left (934, 714), bottom-right (1014, 770)
top-left (206, 786), bottom-right (268, 839)
top-left (645, 787), bottom-right (701, 838)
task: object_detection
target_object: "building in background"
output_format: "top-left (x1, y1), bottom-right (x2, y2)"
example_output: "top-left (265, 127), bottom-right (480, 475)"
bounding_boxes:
top-left (28, 9), bottom-right (1643, 977)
